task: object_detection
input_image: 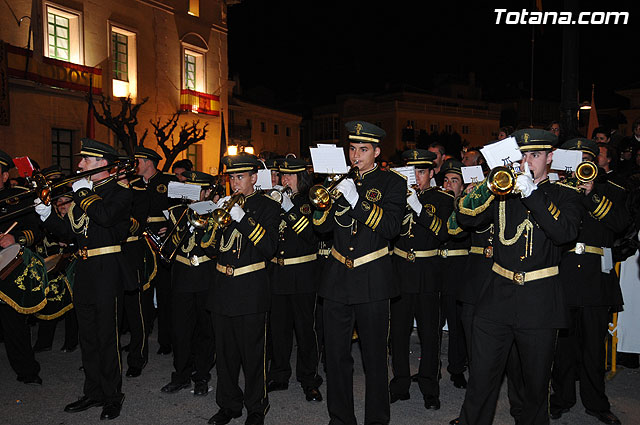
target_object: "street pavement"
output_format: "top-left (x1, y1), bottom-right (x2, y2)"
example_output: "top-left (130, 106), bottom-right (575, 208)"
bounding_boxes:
top-left (1, 324), bottom-right (639, 424)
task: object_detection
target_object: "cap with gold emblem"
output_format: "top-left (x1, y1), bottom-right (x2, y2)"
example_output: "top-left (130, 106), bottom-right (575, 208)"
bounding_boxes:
top-left (440, 159), bottom-right (464, 176)
top-left (134, 146), bottom-right (163, 162)
top-left (402, 149), bottom-right (436, 169)
top-left (512, 129), bottom-right (557, 152)
top-left (0, 150), bottom-right (14, 171)
top-left (75, 138), bottom-right (119, 161)
top-left (264, 158), bottom-right (281, 170)
top-left (279, 157), bottom-right (308, 174)
top-left (182, 170), bottom-right (215, 187)
top-left (560, 138), bottom-right (598, 158)
top-left (222, 152), bottom-right (260, 173)
top-left (345, 121), bottom-right (386, 144)
top-left (40, 164), bottom-right (63, 181)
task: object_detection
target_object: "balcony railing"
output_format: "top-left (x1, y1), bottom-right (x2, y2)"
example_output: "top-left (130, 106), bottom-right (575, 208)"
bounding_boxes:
top-left (180, 89), bottom-right (220, 116)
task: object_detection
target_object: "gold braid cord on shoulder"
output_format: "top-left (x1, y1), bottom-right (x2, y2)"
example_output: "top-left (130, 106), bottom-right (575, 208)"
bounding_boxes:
top-left (498, 200), bottom-right (534, 257)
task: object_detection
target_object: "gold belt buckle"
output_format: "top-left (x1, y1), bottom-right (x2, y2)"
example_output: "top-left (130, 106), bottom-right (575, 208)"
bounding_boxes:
top-left (190, 255), bottom-right (200, 266)
top-left (407, 250), bottom-right (416, 262)
top-left (277, 258), bottom-right (285, 266)
top-left (575, 242), bottom-right (585, 255)
top-left (344, 257), bottom-right (354, 269)
top-left (439, 249), bottom-right (448, 258)
top-left (512, 271), bottom-right (525, 285)
top-left (80, 247), bottom-right (88, 260)
top-left (225, 265), bottom-right (234, 276)
top-left (484, 246), bottom-right (493, 258)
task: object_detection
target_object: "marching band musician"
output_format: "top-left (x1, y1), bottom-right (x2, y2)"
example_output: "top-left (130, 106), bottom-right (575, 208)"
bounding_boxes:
top-left (159, 171), bottom-right (217, 397)
top-left (266, 157), bottom-right (323, 402)
top-left (312, 121), bottom-right (405, 425)
top-left (549, 138), bottom-right (628, 425)
top-left (389, 149), bottom-right (454, 410)
top-left (455, 129), bottom-right (582, 425)
top-left (0, 149), bottom-right (44, 385)
top-left (35, 139), bottom-right (136, 420)
top-left (206, 153), bottom-right (279, 425)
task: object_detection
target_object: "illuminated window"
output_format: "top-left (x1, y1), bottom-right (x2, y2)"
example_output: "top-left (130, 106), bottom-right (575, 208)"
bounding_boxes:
top-left (110, 26), bottom-right (137, 99)
top-left (44, 3), bottom-right (83, 64)
top-left (183, 48), bottom-right (204, 91)
top-left (51, 128), bottom-right (73, 174)
top-left (188, 0), bottom-right (200, 17)
top-left (187, 144), bottom-right (202, 170)
top-left (112, 32), bottom-right (128, 81)
top-left (185, 53), bottom-right (196, 90)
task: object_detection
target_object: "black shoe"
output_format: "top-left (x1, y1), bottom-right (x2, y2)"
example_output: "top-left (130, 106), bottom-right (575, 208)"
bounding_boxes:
top-left (208, 408), bottom-right (242, 425)
top-left (585, 409), bottom-right (622, 425)
top-left (100, 401), bottom-right (123, 420)
top-left (126, 366), bottom-right (142, 378)
top-left (449, 418), bottom-right (460, 425)
top-left (121, 343), bottom-right (130, 353)
top-left (304, 387), bottom-right (322, 402)
top-left (194, 380), bottom-right (209, 396)
top-left (266, 380), bottom-right (288, 392)
top-left (550, 407), bottom-right (569, 420)
top-left (64, 396), bottom-right (105, 413)
top-left (22, 375), bottom-right (43, 386)
top-left (60, 345), bottom-right (77, 353)
top-left (161, 381), bottom-right (191, 393)
top-left (33, 345), bottom-right (52, 353)
top-left (451, 373), bottom-right (467, 389)
top-left (245, 412), bottom-right (265, 425)
top-left (390, 392), bottom-right (410, 403)
top-left (424, 396), bottom-right (441, 410)
top-left (157, 345), bottom-right (172, 355)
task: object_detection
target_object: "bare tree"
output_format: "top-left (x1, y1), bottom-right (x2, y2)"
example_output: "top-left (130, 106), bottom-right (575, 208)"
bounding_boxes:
top-left (150, 112), bottom-right (209, 171)
top-left (90, 95), bottom-right (149, 155)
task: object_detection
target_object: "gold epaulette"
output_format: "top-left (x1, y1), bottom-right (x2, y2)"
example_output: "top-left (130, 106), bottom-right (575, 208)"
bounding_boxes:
top-left (389, 168), bottom-right (408, 181)
top-left (607, 180), bottom-right (627, 191)
top-left (117, 180), bottom-right (130, 188)
top-left (163, 172), bottom-right (174, 176)
top-left (552, 181), bottom-right (582, 193)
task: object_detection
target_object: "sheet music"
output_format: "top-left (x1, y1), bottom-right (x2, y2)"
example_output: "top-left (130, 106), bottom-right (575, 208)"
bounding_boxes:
top-left (480, 137), bottom-right (522, 169)
top-left (391, 166), bottom-right (417, 186)
top-left (254, 169), bottom-right (273, 191)
top-left (310, 146), bottom-right (348, 174)
top-left (550, 149), bottom-right (582, 172)
top-left (167, 181), bottom-right (201, 201)
top-left (189, 201), bottom-right (217, 215)
top-left (461, 166), bottom-right (485, 184)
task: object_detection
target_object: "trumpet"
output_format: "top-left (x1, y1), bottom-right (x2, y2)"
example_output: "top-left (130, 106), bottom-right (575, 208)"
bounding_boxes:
top-left (487, 165), bottom-right (519, 196)
top-left (267, 186), bottom-right (292, 204)
top-left (309, 165), bottom-right (360, 210)
top-left (563, 161), bottom-right (598, 190)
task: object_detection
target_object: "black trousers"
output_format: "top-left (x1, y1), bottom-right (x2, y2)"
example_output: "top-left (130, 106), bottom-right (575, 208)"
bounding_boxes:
top-left (123, 288), bottom-right (151, 369)
top-left (441, 294), bottom-right (467, 375)
top-left (171, 290), bottom-right (215, 384)
top-left (268, 292), bottom-right (322, 389)
top-left (0, 303), bottom-right (40, 380)
top-left (390, 292), bottom-right (441, 399)
top-left (460, 315), bottom-right (557, 425)
top-left (551, 305), bottom-right (611, 412)
top-left (75, 296), bottom-right (124, 404)
top-left (213, 311), bottom-right (269, 416)
top-left (324, 298), bottom-right (390, 425)
top-left (152, 261), bottom-right (172, 348)
top-left (35, 309), bottom-right (79, 349)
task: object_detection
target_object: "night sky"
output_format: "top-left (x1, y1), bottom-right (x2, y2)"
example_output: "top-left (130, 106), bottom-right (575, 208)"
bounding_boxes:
top-left (227, 0), bottom-right (637, 113)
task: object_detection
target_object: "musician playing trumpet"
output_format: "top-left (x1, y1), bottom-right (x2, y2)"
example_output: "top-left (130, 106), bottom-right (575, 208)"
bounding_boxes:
top-left (206, 153), bottom-right (279, 425)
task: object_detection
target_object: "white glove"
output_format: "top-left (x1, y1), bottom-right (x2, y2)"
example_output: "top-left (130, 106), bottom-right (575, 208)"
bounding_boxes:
top-left (272, 184), bottom-right (284, 191)
top-left (515, 162), bottom-right (537, 198)
top-left (281, 192), bottom-right (294, 212)
top-left (336, 178), bottom-right (359, 208)
top-left (34, 198), bottom-right (51, 222)
top-left (407, 187), bottom-right (422, 216)
top-left (216, 195), bottom-right (230, 209)
top-left (72, 178), bottom-right (93, 192)
top-left (229, 204), bottom-right (245, 223)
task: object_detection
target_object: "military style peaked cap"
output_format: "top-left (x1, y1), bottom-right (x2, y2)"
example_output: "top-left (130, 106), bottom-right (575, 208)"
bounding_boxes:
top-left (182, 170), bottom-right (215, 186)
top-left (134, 146), bottom-right (163, 162)
top-left (279, 157), bottom-right (308, 174)
top-left (222, 152), bottom-right (260, 173)
top-left (402, 149), bottom-right (436, 169)
top-left (345, 121), bottom-right (386, 144)
top-left (76, 138), bottom-right (119, 161)
top-left (512, 129), bottom-right (557, 152)
top-left (263, 158), bottom-right (281, 170)
top-left (0, 150), bottom-right (14, 171)
top-left (560, 138), bottom-right (599, 158)
top-left (440, 159), bottom-right (464, 176)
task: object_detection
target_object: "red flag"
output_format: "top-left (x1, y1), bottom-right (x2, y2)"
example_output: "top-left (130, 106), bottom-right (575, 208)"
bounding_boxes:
top-left (587, 84), bottom-right (599, 140)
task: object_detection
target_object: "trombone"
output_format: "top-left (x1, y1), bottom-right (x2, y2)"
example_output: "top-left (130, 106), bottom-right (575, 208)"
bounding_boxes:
top-left (309, 165), bottom-right (360, 210)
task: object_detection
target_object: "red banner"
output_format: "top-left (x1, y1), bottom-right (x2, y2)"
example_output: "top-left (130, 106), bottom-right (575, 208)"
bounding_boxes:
top-left (180, 88), bottom-right (220, 116)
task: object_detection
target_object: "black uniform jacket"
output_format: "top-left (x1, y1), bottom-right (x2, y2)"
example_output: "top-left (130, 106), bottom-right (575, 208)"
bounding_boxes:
top-left (560, 180), bottom-right (630, 307)
top-left (43, 177), bottom-right (135, 303)
top-left (313, 165), bottom-right (405, 304)
top-left (457, 224), bottom-right (494, 305)
top-left (269, 192), bottom-right (319, 295)
top-left (393, 187), bottom-right (453, 294)
top-left (456, 178), bottom-right (581, 329)
top-left (207, 191), bottom-right (280, 317)
top-left (129, 171), bottom-right (177, 234)
top-left (0, 186), bottom-right (43, 248)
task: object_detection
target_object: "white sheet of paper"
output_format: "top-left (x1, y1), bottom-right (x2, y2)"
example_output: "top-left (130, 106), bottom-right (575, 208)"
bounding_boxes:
top-left (601, 247), bottom-right (614, 273)
top-left (167, 181), bottom-right (201, 201)
top-left (316, 143), bottom-right (337, 149)
top-left (254, 169), bottom-right (273, 191)
top-left (310, 146), bottom-right (348, 174)
top-left (162, 209), bottom-right (170, 219)
top-left (550, 149), bottom-right (582, 172)
top-left (480, 137), bottom-right (522, 169)
top-left (548, 172), bottom-right (560, 181)
top-left (391, 166), bottom-right (417, 186)
top-left (461, 166), bottom-right (485, 184)
top-left (189, 201), bottom-right (216, 215)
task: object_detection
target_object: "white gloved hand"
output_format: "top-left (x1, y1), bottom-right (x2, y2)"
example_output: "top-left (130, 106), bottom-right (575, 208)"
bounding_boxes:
top-left (34, 198), bottom-right (52, 222)
top-left (72, 178), bottom-right (93, 192)
top-left (407, 187), bottom-right (422, 216)
top-left (229, 204), bottom-right (246, 223)
top-left (335, 178), bottom-right (359, 208)
top-left (281, 192), bottom-right (294, 212)
top-left (515, 162), bottom-right (537, 198)
top-left (272, 184), bottom-right (284, 191)
top-left (216, 195), bottom-right (231, 209)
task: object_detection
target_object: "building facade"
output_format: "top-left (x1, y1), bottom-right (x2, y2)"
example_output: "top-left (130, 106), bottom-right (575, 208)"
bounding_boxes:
top-left (1, 0), bottom-right (229, 175)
